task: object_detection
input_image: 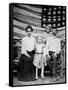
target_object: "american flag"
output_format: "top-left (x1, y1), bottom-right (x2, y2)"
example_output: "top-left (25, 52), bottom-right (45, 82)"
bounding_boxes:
top-left (13, 4), bottom-right (66, 41)
top-left (41, 6), bottom-right (66, 29)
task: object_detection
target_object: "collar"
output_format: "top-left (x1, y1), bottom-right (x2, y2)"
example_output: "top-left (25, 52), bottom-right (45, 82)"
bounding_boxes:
top-left (26, 35), bottom-right (33, 38)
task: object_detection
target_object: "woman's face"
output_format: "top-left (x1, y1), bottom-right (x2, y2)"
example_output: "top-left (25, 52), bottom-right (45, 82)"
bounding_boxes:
top-left (27, 28), bottom-right (32, 37)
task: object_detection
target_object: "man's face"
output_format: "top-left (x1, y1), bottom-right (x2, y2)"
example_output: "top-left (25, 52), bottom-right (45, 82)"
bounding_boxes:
top-left (52, 29), bottom-right (57, 36)
top-left (27, 28), bottom-right (32, 37)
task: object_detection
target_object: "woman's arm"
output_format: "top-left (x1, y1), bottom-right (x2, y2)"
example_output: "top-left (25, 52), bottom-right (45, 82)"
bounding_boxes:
top-left (34, 38), bottom-right (37, 52)
top-left (21, 38), bottom-right (30, 57)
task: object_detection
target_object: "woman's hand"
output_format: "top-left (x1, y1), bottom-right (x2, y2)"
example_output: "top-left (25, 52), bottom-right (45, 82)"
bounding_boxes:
top-left (24, 52), bottom-right (31, 57)
top-left (27, 54), bottom-right (31, 57)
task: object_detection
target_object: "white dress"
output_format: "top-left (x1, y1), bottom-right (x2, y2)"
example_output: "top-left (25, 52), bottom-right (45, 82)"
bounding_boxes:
top-left (33, 43), bottom-right (47, 68)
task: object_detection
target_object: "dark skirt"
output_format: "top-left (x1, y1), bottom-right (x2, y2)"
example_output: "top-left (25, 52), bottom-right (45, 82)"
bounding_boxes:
top-left (18, 50), bottom-right (36, 81)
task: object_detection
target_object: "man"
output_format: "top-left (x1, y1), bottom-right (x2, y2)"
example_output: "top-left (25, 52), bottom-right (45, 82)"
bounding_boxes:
top-left (46, 28), bottom-right (61, 81)
top-left (46, 24), bottom-right (53, 34)
top-left (18, 25), bottom-right (36, 81)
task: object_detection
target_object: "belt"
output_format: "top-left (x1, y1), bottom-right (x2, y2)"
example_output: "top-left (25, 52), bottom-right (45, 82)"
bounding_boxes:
top-left (27, 50), bottom-right (34, 53)
top-left (36, 53), bottom-right (43, 54)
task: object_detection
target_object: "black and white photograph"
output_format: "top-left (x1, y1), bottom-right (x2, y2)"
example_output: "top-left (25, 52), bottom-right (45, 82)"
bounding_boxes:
top-left (9, 3), bottom-right (66, 87)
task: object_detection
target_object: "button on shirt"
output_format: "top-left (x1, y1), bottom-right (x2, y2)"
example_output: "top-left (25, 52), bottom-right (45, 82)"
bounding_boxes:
top-left (46, 36), bottom-right (61, 54)
top-left (21, 36), bottom-right (36, 54)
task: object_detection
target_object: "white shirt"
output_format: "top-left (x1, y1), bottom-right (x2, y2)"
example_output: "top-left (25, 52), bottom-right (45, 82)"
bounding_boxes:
top-left (36, 43), bottom-right (44, 53)
top-left (21, 35), bottom-right (36, 54)
top-left (43, 46), bottom-right (49, 56)
top-left (46, 36), bottom-right (61, 54)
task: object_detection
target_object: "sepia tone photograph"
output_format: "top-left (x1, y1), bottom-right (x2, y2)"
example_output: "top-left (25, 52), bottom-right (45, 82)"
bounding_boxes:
top-left (9, 3), bottom-right (66, 87)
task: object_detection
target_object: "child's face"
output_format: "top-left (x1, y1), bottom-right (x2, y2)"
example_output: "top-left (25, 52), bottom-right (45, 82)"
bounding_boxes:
top-left (37, 36), bottom-right (43, 44)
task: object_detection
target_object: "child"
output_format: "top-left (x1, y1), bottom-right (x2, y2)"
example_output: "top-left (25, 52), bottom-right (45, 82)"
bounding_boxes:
top-left (33, 35), bottom-right (47, 79)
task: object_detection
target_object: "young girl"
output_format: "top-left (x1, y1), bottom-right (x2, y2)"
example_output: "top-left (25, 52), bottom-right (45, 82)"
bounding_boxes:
top-left (33, 35), bottom-right (47, 79)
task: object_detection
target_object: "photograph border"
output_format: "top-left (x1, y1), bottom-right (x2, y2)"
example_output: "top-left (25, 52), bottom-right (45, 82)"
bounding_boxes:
top-left (9, 3), bottom-right (67, 87)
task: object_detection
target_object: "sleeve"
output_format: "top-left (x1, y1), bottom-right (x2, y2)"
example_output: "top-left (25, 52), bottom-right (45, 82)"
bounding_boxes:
top-left (34, 37), bottom-right (37, 50)
top-left (43, 45), bottom-right (49, 56)
top-left (56, 39), bottom-right (61, 54)
top-left (45, 38), bottom-right (49, 51)
top-left (21, 38), bottom-right (27, 54)
top-left (42, 43), bottom-right (45, 48)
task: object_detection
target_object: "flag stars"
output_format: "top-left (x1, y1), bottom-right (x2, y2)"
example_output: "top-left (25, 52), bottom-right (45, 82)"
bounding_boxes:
top-left (62, 17), bottom-right (65, 20)
top-left (48, 16), bottom-right (51, 18)
top-left (63, 7), bottom-right (66, 10)
top-left (53, 11), bottom-right (56, 15)
top-left (49, 8), bottom-right (52, 11)
top-left (58, 11), bottom-right (61, 14)
top-left (62, 22), bottom-right (65, 25)
top-left (62, 11), bottom-right (65, 14)
top-left (53, 16), bottom-right (56, 18)
top-left (43, 18), bottom-right (46, 21)
top-left (53, 18), bottom-right (56, 21)
top-left (53, 24), bottom-right (56, 27)
top-left (48, 18), bottom-right (51, 21)
top-left (58, 6), bottom-right (61, 9)
top-left (42, 7), bottom-right (66, 28)
top-left (58, 18), bottom-right (61, 21)
top-left (54, 7), bottom-right (57, 10)
top-left (44, 8), bottom-right (47, 11)
top-left (48, 12), bottom-right (51, 15)
top-left (58, 23), bottom-right (61, 26)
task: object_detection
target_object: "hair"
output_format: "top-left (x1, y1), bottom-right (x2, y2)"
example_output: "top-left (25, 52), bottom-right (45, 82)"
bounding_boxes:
top-left (25, 25), bottom-right (33, 32)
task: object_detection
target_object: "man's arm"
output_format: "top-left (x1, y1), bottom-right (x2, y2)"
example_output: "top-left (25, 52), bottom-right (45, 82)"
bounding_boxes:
top-left (43, 38), bottom-right (51, 58)
top-left (53, 39), bottom-right (61, 57)
top-left (56, 39), bottom-right (61, 54)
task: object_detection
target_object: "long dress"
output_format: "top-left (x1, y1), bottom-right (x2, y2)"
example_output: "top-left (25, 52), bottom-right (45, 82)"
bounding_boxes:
top-left (18, 50), bottom-right (35, 81)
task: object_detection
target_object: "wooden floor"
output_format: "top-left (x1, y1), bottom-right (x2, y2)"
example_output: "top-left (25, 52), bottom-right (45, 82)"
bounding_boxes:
top-left (13, 72), bottom-right (66, 86)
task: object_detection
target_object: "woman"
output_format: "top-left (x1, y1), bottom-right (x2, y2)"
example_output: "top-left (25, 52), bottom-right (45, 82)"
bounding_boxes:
top-left (18, 25), bottom-right (36, 81)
